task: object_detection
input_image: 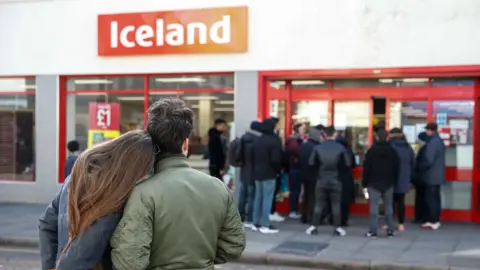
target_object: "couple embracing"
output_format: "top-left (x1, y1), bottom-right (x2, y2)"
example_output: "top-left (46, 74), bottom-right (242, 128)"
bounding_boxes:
top-left (38, 98), bottom-right (246, 270)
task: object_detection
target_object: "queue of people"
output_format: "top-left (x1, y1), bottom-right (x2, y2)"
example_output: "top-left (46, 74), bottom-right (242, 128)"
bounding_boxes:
top-left (233, 119), bottom-right (446, 237)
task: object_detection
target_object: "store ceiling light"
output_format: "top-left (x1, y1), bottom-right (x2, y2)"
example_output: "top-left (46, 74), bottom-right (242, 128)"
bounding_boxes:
top-left (116, 96), bottom-right (144, 101)
top-left (403, 78), bottom-right (429, 83)
top-left (224, 90), bottom-right (234, 94)
top-left (379, 79), bottom-right (393, 83)
top-left (214, 108), bottom-right (234, 112)
top-left (74, 79), bottom-right (114, 84)
top-left (155, 77), bottom-right (206, 83)
top-left (215, 100), bottom-right (234, 105)
top-left (183, 96), bottom-right (218, 101)
top-left (275, 80), bottom-right (325, 85)
top-left (150, 91), bottom-right (182, 95)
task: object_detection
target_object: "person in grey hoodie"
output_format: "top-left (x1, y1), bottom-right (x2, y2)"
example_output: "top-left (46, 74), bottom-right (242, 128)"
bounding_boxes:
top-left (389, 128), bottom-right (415, 232)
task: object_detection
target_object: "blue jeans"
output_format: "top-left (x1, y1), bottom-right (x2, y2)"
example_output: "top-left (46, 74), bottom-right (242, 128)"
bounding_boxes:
top-left (238, 182), bottom-right (255, 222)
top-left (289, 169), bottom-right (301, 212)
top-left (253, 179), bottom-right (276, 227)
top-left (368, 187), bottom-right (395, 234)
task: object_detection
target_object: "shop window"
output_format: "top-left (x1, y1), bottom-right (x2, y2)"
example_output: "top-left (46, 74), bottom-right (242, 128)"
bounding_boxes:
top-left (66, 76), bottom-right (145, 91)
top-left (66, 93), bottom-right (145, 150)
top-left (0, 78), bottom-right (36, 181)
top-left (333, 101), bottom-right (369, 165)
top-left (431, 78), bottom-right (474, 86)
top-left (149, 74), bottom-right (233, 90)
top-left (433, 100), bottom-right (474, 169)
top-left (333, 78), bottom-right (429, 88)
top-left (269, 81), bottom-right (286, 90)
top-left (292, 101), bottom-right (329, 126)
top-left (442, 181), bottom-right (472, 210)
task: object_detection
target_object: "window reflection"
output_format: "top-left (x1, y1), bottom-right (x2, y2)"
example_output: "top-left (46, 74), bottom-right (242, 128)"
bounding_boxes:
top-left (0, 91), bottom-right (35, 181)
top-left (67, 76), bottom-right (144, 91)
top-left (431, 78), bottom-right (474, 86)
top-left (0, 77), bottom-right (36, 92)
top-left (389, 101), bottom-right (428, 150)
top-left (270, 100), bottom-right (286, 142)
top-left (293, 101), bottom-right (329, 126)
top-left (333, 78), bottom-right (429, 88)
top-left (433, 100), bottom-right (474, 169)
top-left (333, 101), bottom-right (369, 165)
top-left (149, 75), bottom-right (233, 89)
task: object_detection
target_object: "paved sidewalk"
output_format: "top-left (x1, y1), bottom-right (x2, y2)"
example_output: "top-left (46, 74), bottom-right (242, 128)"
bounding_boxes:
top-left (1, 203), bottom-right (479, 270)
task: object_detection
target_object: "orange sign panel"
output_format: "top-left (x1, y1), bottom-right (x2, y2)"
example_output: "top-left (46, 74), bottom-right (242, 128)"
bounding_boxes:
top-left (98, 6), bottom-right (248, 56)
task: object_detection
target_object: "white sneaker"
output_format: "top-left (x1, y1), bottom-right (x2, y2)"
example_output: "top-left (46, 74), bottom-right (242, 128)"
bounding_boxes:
top-left (269, 212), bottom-right (285, 222)
top-left (251, 224), bottom-right (260, 232)
top-left (243, 222), bottom-right (254, 229)
top-left (259, 225), bottom-right (279, 234)
top-left (335, 227), bottom-right (347, 236)
top-left (288, 212), bottom-right (301, 219)
top-left (430, 222), bottom-right (441, 230)
top-left (305, 225), bottom-right (318, 235)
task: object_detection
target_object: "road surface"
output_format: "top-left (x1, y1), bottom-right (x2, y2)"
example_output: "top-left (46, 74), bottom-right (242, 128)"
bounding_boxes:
top-left (0, 246), bottom-right (316, 270)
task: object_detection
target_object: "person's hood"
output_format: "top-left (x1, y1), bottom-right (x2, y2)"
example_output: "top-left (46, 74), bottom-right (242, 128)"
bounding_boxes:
top-left (250, 121), bottom-right (262, 132)
top-left (261, 117), bottom-right (279, 134)
top-left (373, 141), bottom-right (394, 156)
top-left (208, 127), bottom-right (222, 137)
top-left (245, 121), bottom-right (262, 137)
top-left (308, 127), bottom-right (322, 143)
top-left (390, 139), bottom-right (410, 149)
top-left (336, 135), bottom-right (348, 148)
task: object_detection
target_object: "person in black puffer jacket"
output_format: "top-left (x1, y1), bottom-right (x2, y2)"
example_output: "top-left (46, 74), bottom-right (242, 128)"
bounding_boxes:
top-left (238, 121), bottom-right (262, 227)
top-left (252, 118), bottom-right (283, 234)
top-left (363, 130), bottom-right (400, 237)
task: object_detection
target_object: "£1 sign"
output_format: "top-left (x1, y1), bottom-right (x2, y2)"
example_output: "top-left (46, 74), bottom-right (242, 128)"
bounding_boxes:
top-left (89, 102), bottom-right (120, 130)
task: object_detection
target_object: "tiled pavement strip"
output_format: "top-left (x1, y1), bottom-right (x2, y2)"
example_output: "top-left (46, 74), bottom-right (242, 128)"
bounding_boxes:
top-left (0, 203), bottom-right (479, 270)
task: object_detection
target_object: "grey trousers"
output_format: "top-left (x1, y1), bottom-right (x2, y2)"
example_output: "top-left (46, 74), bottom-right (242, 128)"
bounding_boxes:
top-left (368, 187), bottom-right (395, 234)
top-left (312, 183), bottom-right (342, 228)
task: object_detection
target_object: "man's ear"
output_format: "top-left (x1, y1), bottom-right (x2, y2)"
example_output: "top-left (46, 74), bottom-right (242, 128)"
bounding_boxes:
top-left (182, 138), bottom-right (189, 156)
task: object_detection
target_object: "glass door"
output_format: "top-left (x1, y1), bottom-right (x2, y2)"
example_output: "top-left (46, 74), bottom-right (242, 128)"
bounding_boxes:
top-left (292, 100), bottom-right (329, 128)
top-left (269, 99), bottom-right (287, 142)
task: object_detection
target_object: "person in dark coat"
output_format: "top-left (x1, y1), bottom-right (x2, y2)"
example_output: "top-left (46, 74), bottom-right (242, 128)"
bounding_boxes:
top-left (419, 123), bottom-right (446, 230)
top-left (208, 118), bottom-right (228, 180)
top-left (285, 123), bottom-right (307, 219)
top-left (363, 130), bottom-right (400, 238)
top-left (413, 132), bottom-right (428, 224)
top-left (299, 126), bottom-right (323, 224)
top-left (336, 135), bottom-right (356, 227)
top-left (389, 128), bottom-right (415, 232)
top-left (252, 117), bottom-right (283, 233)
top-left (64, 140), bottom-right (80, 179)
top-left (238, 121), bottom-right (262, 228)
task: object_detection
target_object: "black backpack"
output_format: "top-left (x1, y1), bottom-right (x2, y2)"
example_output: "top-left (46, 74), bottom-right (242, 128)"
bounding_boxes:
top-left (228, 137), bottom-right (244, 167)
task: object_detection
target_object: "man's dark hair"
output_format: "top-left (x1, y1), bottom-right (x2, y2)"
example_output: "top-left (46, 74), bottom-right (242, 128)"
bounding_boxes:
top-left (376, 129), bottom-right (388, 141)
top-left (67, 140), bottom-right (80, 153)
top-left (214, 118), bottom-right (227, 126)
top-left (147, 98), bottom-right (194, 154)
top-left (325, 126), bottom-right (336, 137)
top-left (425, 122), bottom-right (438, 132)
top-left (390, 127), bottom-right (402, 134)
top-left (293, 123), bottom-right (303, 133)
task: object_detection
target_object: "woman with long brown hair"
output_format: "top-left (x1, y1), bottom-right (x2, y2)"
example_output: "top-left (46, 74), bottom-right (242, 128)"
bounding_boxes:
top-left (39, 130), bottom-right (156, 270)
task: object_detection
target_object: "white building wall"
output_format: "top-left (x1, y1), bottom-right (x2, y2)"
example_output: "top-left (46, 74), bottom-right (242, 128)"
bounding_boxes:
top-left (1, 0), bottom-right (480, 76)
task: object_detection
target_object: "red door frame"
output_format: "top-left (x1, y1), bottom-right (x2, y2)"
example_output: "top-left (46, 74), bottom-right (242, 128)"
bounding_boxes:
top-left (258, 65), bottom-right (480, 223)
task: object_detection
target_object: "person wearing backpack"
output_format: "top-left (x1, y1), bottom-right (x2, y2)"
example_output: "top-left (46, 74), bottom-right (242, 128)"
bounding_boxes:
top-left (237, 121), bottom-right (262, 229)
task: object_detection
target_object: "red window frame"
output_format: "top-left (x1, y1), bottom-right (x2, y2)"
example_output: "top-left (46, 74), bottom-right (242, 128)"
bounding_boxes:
top-left (0, 76), bottom-right (36, 182)
top-left (258, 65), bottom-right (480, 223)
top-left (58, 72), bottom-right (234, 183)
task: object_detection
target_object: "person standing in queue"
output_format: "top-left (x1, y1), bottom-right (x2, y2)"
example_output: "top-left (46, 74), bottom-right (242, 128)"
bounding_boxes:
top-left (306, 126), bottom-right (350, 236)
top-left (413, 132), bottom-right (429, 224)
top-left (286, 123), bottom-right (308, 219)
top-left (336, 135), bottom-right (356, 227)
top-left (208, 118), bottom-right (228, 180)
top-left (252, 118), bottom-right (283, 234)
top-left (363, 129), bottom-right (400, 238)
top-left (420, 123), bottom-right (446, 230)
top-left (389, 128), bottom-right (415, 232)
top-left (299, 125), bottom-right (323, 224)
top-left (238, 121), bottom-right (263, 229)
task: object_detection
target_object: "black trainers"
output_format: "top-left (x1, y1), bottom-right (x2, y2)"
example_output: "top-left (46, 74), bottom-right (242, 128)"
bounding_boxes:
top-left (387, 229), bottom-right (395, 238)
top-left (365, 231), bottom-right (377, 238)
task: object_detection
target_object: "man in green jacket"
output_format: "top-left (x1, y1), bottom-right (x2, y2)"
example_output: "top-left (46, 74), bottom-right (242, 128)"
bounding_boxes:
top-left (110, 98), bottom-right (246, 270)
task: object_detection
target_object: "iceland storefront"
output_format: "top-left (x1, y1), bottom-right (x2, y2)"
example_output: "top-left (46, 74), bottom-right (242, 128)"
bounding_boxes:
top-left (1, 0), bottom-right (480, 223)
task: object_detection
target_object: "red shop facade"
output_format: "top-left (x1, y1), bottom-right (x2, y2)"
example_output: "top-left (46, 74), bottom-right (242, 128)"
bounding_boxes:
top-left (258, 66), bottom-right (480, 223)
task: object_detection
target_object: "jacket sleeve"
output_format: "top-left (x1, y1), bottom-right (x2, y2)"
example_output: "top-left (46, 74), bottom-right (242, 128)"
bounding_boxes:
top-left (56, 213), bottom-right (122, 270)
top-left (341, 149), bottom-right (352, 168)
top-left (392, 149), bottom-right (401, 185)
top-left (423, 140), bottom-right (437, 169)
top-left (39, 187), bottom-right (62, 270)
top-left (215, 191), bottom-right (246, 264)
top-left (270, 140), bottom-right (283, 174)
top-left (308, 148), bottom-right (318, 167)
top-left (110, 188), bottom-right (153, 270)
top-left (362, 149), bottom-right (371, 188)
